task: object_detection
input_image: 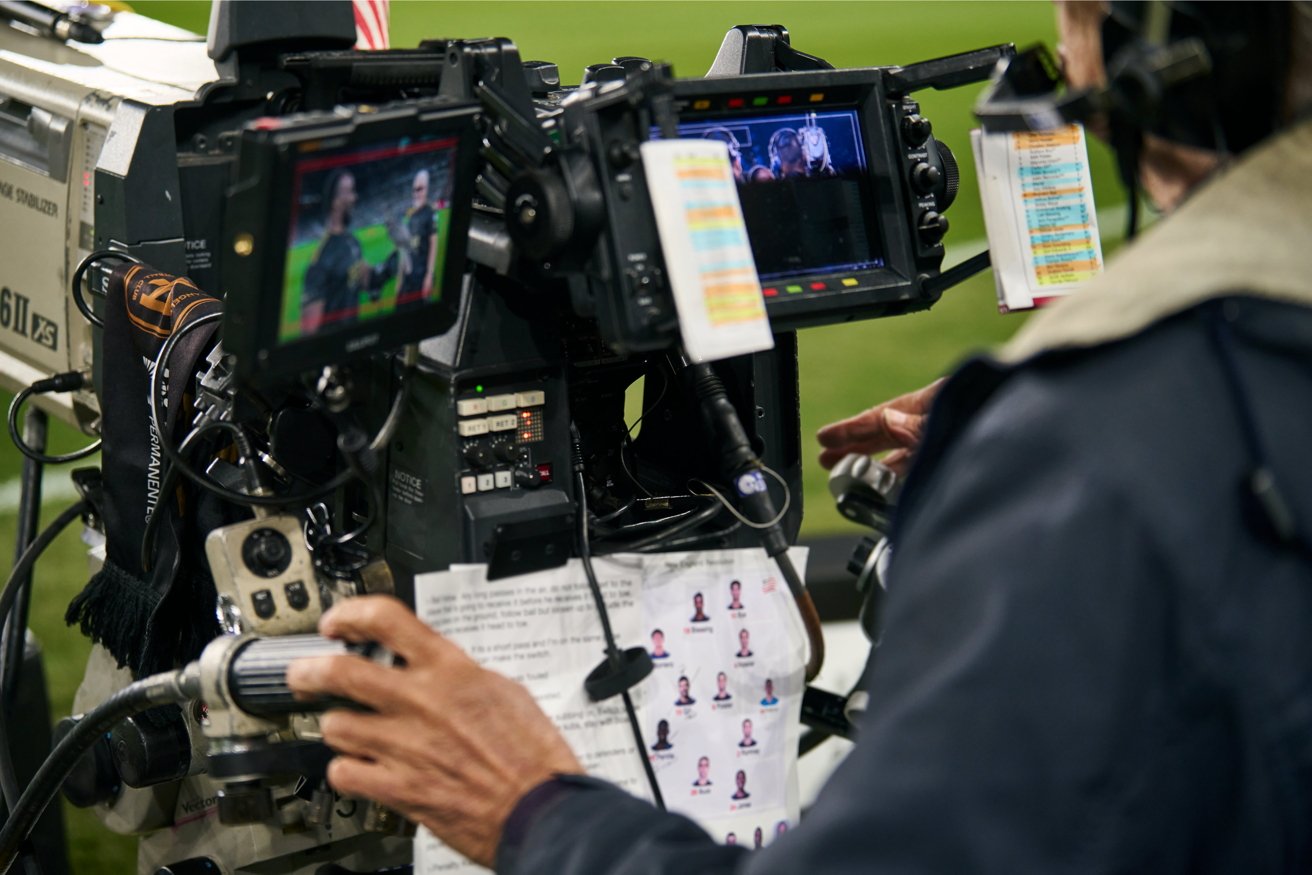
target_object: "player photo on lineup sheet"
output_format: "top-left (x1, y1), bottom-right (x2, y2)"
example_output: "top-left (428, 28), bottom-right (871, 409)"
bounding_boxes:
top-left (280, 136), bottom-right (458, 342)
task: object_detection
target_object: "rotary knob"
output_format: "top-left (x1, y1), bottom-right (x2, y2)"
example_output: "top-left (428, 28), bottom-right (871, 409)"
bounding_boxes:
top-left (463, 445), bottom-right (494, 469)
top-left (514, 467), bottom-right (543, 489)
top-left (495, 443), bottom-right (528, 464)
top-left (917, 211), bottom-right (949, 246)
top-left (241, 529), bottom-right (291, 578)
top-left (902, 113), bottom-right (932, 146)
top-left (910, 161), bottom-right (942, 194)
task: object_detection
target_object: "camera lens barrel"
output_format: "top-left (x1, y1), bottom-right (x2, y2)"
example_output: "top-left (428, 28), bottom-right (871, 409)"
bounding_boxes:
top-left (226, 635), bottom-right (369, 717)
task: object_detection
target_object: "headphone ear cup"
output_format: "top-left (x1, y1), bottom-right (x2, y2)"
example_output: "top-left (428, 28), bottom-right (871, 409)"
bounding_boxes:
top-left (1105, 45), bottom-right (1168, 125)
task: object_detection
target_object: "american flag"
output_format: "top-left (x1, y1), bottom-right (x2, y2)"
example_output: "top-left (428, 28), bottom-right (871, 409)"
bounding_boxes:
top-left (353, 0), bottom-right (390, 50)
top-left (762, 576), bottom-right (778, 594)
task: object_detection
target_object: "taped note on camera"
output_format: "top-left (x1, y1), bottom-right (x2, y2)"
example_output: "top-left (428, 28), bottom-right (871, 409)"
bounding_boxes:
top-left (412, 548), bottom-right (808, 873)
top-left (972, 124), bottom-right (1104, 311)
top-left (640, 139), bottom-right (774, 362)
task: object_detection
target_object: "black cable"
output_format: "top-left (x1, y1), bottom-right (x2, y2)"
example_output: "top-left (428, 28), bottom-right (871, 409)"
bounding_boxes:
top-left (7, 379), bottom-right (100, 465)
top-left (592, 506), bottom-right (699, 536)
top-left (0, 501), bottom-right (89, 865)
top-left (595, 501), bottom-right (723, 555)
top-left (0, 667), bottom-right (196, 874)
top-left (139, 421), bottom-right (233, 571)
top-left (2, 406), bottom-right (44, 706)
top-left (69, 250), bottom-right (141, 330)
top-left (638, 520), bottom-right (743, 553)
top-left (571, 430), bottom-right (665, 812)
top-left (148, 315), bottom-right (414, 510)
top-left (147, 313), bottom-right (353, 508)
top-left (590, 500), bottom-right (635, 526)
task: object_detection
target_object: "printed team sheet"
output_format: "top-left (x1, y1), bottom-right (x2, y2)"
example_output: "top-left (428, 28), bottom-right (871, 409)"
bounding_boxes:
top-left (413, 548), bottom-right (810, 873)
top-left (972, 123), bottom-right (1104, 311)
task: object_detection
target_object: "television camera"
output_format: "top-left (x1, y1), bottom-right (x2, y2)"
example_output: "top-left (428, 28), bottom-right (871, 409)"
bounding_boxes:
top-left (0, 2), bottom-right (1008, 872)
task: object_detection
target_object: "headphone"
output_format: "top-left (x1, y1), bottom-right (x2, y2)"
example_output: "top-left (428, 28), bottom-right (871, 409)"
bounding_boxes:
top-left (767, 128), bottom-right (801, 174)
top-left (975, 1), bottom-right (1296, 236)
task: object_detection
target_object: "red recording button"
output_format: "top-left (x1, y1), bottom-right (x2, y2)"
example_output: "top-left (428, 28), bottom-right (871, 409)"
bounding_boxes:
top-left (763, 287), bottom-right (779, 297)
top-left (810, 281), bottom-right (826, 291)
top-left (536, 463), bottom-right (554, 484)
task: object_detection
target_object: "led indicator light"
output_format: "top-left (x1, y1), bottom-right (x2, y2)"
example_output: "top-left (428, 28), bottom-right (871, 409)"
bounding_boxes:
top-left (763, 287), bottom-right (779, 297)
top-left (752, 96), bottom-right (769, 107)
top-left (777, 95), bottom-right (793, 105)
top-left (475, 384), bottom-right (484, 393)
top-left (693, 99), bottom-right (711, 110)
top-left (786, 284), bottom-right (803, 294)
top-left (841, 278), bottom-right (860, 287)
top-left (810, 281), bottom-right (826, 291)
top-left (727, 97), bottom-right (745, 109)
top-left (809, 92), bottom-right (825, 103)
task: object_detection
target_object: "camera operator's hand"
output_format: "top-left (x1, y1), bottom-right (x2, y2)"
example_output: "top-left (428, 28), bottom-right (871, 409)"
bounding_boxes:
top-left (285, 596), bottom-right (584, 868)
top-left (816, 378), bottom-right (943, 474)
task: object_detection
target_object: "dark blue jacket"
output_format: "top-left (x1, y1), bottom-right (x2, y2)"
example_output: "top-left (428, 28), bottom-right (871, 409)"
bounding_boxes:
top-left (497, 119), bottom-right (1312, 875)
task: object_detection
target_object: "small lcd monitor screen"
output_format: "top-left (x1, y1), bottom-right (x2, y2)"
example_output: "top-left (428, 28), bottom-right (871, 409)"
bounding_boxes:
top-left (280, 136), bottom-right (459, 344)
top-left (668, 110), bottom-right (884, 281)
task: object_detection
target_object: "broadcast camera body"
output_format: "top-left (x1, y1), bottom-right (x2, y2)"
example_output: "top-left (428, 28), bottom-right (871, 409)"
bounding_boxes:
top-left (0, 2), bottom-right (1006, 872)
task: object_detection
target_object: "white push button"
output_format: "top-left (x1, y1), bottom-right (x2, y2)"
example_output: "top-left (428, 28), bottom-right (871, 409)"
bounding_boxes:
top-left (494, 470), bottom-right (513, 489)
top-left (460, 475), bottom-right (477, 495)
top-left (487, 394), bottom-right (517, 411)
top-left (457, 419), bottom-right (489, 437)
top-left (515, 390), bottom-right (545, 407)
top-left (456, 398), bottom-right (488, 416)
top-left (488, 414), bottom-right (518, 432)
top-left (477, 473), bottom-right (495, 492)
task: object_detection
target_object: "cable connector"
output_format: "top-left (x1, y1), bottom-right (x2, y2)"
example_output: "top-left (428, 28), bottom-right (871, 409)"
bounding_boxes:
top-left (29, 371), bottom-right (86, 395)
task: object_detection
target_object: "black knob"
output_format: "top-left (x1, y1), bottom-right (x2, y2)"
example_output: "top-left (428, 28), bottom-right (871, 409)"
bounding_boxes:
top-left (110, 708), bottom-right (192, 788)
top-left (464, 445), bottom-right (494, 469)
top-left (917, 211), bottom-right (949, 246)
top-left (902, 113), bottom-right (932, 146)
top-left (910, 161), bottom-right (942, 194)
top-left (608, 140), bottom-right (640, 170)
top-left (242, 528), bottom-right (292, 578)
top-left (216, 781), bottom-right (275, 825)
top-left (495, 443), bottom-right (528, 464)
top-left (514, 467), bottom-right (543, 489)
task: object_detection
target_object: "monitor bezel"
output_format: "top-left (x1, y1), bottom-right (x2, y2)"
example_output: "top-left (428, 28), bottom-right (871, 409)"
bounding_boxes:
top-left (222, 99), bottom-right (481, 383)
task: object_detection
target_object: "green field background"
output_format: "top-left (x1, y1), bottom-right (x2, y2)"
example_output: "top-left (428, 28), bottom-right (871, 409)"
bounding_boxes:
top-left (2, 2), bottom-right (1127, 871)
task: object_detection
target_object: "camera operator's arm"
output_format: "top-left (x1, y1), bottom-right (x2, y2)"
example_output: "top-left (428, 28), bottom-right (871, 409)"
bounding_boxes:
top-left (816, 378), bottom-right (944, 474)
top-left (285, 597), bottom-right (584, 868)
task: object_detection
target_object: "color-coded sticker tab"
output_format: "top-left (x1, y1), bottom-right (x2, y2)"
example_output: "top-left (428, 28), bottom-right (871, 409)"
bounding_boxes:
top-left (972, 123), bottom-right (1104, 312)
top-left (640, 139), bottom-right (774, 362)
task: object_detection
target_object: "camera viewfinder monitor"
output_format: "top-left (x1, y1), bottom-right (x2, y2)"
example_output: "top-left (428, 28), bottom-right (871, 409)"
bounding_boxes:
top-left (675, 109), bottom-right (883, 280)
top-left (666, 72), bottom-right (951, 330)
top-left (222, 100), bottom-right (481, 383)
